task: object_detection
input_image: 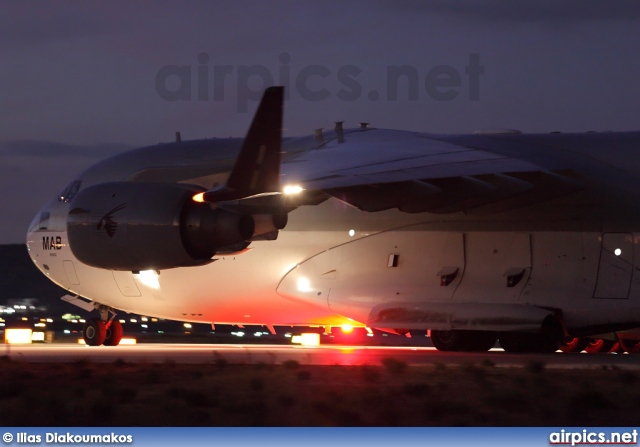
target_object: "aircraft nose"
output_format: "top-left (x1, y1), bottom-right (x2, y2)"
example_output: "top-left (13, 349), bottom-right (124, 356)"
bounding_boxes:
top-left (26, 198), bottom-right (64, 254)
top-left (28, 208), bottom-right (51, 237)
top-left (28, 197), bottom-right (61, 242)
top-left (26, 198), bottom-right (70, 280)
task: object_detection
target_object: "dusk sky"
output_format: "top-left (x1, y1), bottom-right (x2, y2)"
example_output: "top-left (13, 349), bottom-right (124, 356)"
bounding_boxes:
top-left (2, 1), bottom-right (640, 244)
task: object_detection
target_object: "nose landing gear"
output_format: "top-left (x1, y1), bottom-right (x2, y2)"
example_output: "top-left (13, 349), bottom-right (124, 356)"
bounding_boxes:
top-left (82, 305), bottom-right (123, 346)
top-left (82, 318), bottom-right (107, 346)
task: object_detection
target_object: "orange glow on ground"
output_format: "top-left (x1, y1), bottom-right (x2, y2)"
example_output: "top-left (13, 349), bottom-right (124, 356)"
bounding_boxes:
top-left (338, 348), bottom-right (356, 354)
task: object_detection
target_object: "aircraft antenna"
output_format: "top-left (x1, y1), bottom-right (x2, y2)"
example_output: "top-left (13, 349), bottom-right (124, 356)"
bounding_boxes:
top-left (335, 121), bottom-right (345, 143)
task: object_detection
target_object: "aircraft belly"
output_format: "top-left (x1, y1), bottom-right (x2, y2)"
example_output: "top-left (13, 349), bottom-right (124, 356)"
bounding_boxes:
top-left (66, 230), bottom-right (360, 325)
top-left (277, 226), bottom-right (640, 332)
top-left (367, 302), bottom-right (554, 331)
top-left (34, 204), bottom-right (640, 333)
top-left (111, 271), bottom-right (141, 297)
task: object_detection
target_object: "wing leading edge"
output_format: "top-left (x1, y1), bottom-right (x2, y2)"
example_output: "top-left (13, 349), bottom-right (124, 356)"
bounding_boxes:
top-left (194, 86), bottom-right (640, 216)
top-left (279, 129), bottom-right (586, 215)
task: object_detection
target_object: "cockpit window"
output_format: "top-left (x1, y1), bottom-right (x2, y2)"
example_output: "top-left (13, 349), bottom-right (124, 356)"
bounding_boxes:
top-left (37, 212), bottom-right (50, 230)
top-left (59, 180), bottom-right (82, 203)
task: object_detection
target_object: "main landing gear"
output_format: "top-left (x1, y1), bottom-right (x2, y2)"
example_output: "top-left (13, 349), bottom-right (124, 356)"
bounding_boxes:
top-left (429, 316), bottom-right (565, 353)
top-left (559, 337), bottom-right (640, 354)
top-left (82, 305), bottom-right (123, 346)
top-left (430, 330), bottom-right (498, 352)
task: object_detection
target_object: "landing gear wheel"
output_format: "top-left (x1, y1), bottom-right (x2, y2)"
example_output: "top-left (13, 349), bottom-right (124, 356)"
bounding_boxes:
top-left (103, 320), bottom-right (124, 346)
top-left (465, 331), bottom-right (498, 351)
top-left (499, 331), bottom-right (560, 353)
top-left (430, 330), bottom-right (461, 351)
top-left (83, 318), bottom-right (107, 346)
top-left (610, 342), bottom-right (624, 354)
top-left (584, 338), bottom-right (615, 353)
top-left (430, 330), bottom-right (497, 352)
top-left (618, 338), bottom-right (640, 354)
top-left (499, 332), bottom-right (535, 353)
top-left (560, 337), bottom-right (589, 353)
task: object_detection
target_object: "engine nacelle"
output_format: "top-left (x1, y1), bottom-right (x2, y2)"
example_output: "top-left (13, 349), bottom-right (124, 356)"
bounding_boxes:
top-left (67, 182), bottom-right (256, 270)
top-left (252, 213), bottom-right (288, 238)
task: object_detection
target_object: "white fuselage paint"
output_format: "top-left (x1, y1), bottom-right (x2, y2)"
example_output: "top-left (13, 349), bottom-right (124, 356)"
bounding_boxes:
top-left (25, 129), bottom-right (640, 335)
top-left (26, 194), bottom-right (640, 333)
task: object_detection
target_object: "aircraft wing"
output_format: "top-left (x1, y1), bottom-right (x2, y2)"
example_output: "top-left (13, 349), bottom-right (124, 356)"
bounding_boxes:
top-left (280, 129), bottom-right (585, 215)
top-left (198, 87), bottom-right (640, 216)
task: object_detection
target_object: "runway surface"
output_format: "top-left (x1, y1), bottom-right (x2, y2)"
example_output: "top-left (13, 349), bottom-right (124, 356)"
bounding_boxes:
top-left (4, 342), bottom-right (640, 369)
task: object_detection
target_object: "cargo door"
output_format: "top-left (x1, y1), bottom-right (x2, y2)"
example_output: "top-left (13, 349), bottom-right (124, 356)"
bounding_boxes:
top-left (594, 233), bottom-right (633, 299)
top-left (453, 232), bottom-right (531, 302)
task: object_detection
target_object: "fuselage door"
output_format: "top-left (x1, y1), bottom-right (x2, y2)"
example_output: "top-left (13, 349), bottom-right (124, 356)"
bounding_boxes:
top-left (593, 233), bottom-right (633, 299)
top-left (63, 260), bottom-right (80, 285)
top-left (453, 232), bottom-right (531, 303)
top-left (112, 271), bottom-right (142, 297)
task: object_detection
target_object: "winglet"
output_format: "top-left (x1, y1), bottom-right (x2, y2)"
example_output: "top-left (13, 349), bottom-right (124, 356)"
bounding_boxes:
top-left (204, 86), bottom-right (284, 202)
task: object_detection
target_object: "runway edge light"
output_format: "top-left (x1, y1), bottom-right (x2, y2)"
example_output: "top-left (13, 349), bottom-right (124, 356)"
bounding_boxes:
top-left (291, 333), bottom-right (320, 346)
top-left (5, 328), bottom-right (33, 344)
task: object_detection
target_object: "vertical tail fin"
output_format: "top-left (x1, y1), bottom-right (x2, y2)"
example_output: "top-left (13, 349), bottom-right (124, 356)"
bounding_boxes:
top-left (227, 86), bottom-right (283, 193)
top-left (204, 86), bottom-right (283, 202)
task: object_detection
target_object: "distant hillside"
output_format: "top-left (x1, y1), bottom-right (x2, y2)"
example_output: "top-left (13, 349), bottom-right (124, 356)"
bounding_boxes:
top-left (0, 244), bottom-right (67, 313)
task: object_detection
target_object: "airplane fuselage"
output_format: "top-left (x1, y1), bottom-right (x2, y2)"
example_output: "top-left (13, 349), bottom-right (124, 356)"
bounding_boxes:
top-left (25, 119), bottom-right (640, 350)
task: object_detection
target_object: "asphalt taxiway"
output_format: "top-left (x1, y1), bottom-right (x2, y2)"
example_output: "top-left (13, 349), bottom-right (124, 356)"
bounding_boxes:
top-left (3, 343), bottom-right (640, 369)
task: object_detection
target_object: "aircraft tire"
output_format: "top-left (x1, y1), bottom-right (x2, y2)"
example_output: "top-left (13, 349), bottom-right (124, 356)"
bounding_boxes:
top-left (499, 332), bottom-right (558, 353)
top-left (431, 330), bottom-right (460, 352)
top-left (584, 339), bottom-right (615, 353)
top-left (618, 338), bottom-right (640, 354)
top-left (499, 332), bottom-right (534, 353)
top-left (83, 318), bottom-right (107, 346)
top-left (610, 342), bottom-right (624, 353)
top-left (464, 331), bottom-right (498, 351)
top-left (103, 320), bottom-right (124, 346)
top-left (430, 330), bottom-right (497, 352)
top-left (559, 337), bottom-right (590, 353)
top-left (430, 330), bottom-right (462, 351)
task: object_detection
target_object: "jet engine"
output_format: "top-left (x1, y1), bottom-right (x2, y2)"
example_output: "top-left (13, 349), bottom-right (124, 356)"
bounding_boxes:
top-left (67, 182), bottom-right (268, 271)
